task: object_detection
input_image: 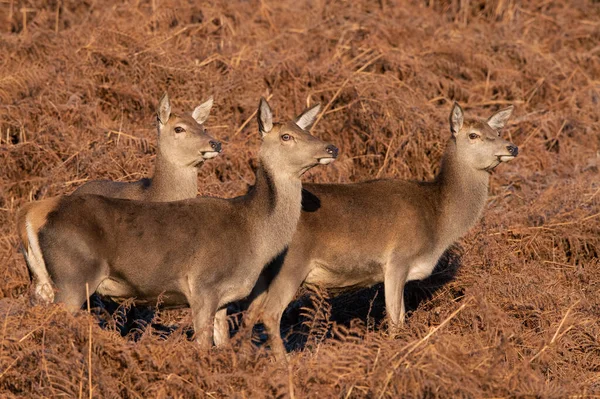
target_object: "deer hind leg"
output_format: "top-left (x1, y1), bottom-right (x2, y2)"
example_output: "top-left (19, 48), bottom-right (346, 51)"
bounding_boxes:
top-left (48, 251), bottom-right (107, 314)
top-left (53, 272), bottom-right (106, 314)
top-left (384, 256), bottom-right (410, 337)
top-left (53, 284), bottom-right (90, 313)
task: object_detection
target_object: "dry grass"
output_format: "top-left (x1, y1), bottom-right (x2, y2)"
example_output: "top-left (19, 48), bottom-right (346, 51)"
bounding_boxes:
top-left (1, 0), bottom-right (599, 397)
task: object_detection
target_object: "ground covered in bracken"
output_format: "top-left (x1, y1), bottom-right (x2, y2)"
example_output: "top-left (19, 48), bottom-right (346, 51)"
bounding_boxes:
top-left (1, 0), bottom-right (599, 397)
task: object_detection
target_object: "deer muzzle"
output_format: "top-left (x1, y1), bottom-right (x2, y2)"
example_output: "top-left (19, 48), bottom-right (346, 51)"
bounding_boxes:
top-left (201, 141), bottom-right (222, 159)
top-left (498, 144), bottom-right (518, 162)
top-left (319, 144), bottom-right (339, 164)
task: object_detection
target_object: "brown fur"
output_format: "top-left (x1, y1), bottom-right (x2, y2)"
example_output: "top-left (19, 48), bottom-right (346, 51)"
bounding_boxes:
top-left (16, 197), bottom-right (62, 303)
top-left (18, 98), bottom-right (337, 348)
top-left (229, 104), bottom-right (519, 361)
top-left (73, 94), bottom-right (219, 202)
top-left (16, 197), bottom-right (61, 253)
top-left (25, 95), bottom-right (219, 304)
top-left (15, 205), bottom-right (29, 252)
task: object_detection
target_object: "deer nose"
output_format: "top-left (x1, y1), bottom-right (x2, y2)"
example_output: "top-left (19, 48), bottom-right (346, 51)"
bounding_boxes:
top-left (507, 145), bottom-right (518, 156)
top-left (210, 141), bottom-right (222, 152)
top-left (326, 145), bottom-right (339, 158)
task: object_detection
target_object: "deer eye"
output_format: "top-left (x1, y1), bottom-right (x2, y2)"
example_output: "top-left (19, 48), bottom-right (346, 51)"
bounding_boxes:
top-left (174, 127), bottom-right (185, 133)
top-left (281, 134), bottom-right (291, 141)
top-left (469, 133), bottom-right (480, 140)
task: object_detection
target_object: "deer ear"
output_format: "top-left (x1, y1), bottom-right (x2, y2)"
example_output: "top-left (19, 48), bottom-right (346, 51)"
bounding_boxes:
top-left (449, 102), bottom-right (464, 136)
top-left (157, 92), bottom-right (171, 125)
top-left (192, 96), bottom-right (214, 124)
top-left (257, 97), bottom-right (273, 137)
top-left (487, 106), bottom-right (514, 132)
top-left (295, 103), bottom-right (321, 131)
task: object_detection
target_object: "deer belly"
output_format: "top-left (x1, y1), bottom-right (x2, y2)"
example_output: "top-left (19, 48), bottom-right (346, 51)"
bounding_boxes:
top-left (406, 256), bottom-right (439, 281)
top-left (95, 277), bottom-right (187, 307)
top-left (304, 260), bottom-right (384, 289)
top-left (96, 277), bottom-right (136, 298)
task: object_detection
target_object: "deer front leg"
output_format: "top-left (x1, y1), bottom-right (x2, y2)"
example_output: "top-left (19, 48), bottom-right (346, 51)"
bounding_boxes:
top-left (254, 261), bottom-right (309, 362)
top-left (239, 274), bottom-right (269, 340)
top-left (190, 296), bottom-right (217, 349)
top-left (213, 308), bottom-right (229, 346)
top-left (384, 257), bottom-right (409, 337)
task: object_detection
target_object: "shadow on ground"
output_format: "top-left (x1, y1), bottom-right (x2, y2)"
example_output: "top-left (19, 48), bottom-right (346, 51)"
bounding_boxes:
top-left (89, 245), bottom-right (462, 352)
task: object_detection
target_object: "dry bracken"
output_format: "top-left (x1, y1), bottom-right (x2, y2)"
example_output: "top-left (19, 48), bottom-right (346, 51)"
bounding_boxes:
top-left (0, 0), bottom-right (598, 397)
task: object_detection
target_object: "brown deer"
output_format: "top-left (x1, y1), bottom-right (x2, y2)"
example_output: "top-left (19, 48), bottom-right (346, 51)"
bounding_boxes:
top-left (26, 93), bottom-right (221, 305)
top-left (73, 92), bottom-right (221, 202)
top-left (16, 97), bottom-right (338, 347)
top-left (225, 102), bottom-right (518, 360)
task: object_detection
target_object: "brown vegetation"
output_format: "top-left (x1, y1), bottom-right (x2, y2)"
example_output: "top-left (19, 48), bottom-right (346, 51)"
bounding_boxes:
top-left (1, 0), bottom-right (599, 397)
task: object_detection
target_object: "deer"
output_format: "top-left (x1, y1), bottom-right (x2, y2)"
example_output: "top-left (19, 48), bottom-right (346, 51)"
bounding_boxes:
top-left (26, 93), bottom-right (222, 306)
top-left (73, 92), bottom-right (221, 202)
top-left (221, 102), bottom-right (519, 361)
top-left (16, 97), bottom-right (338, 347)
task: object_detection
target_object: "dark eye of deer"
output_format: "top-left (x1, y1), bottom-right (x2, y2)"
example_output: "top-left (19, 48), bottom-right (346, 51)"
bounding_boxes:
top-left (469, 133), bottom-right (479, 140)
top-left (281, 134), bottom-right (291, 141)
top-left (174, 127), bottom-right (185, 133)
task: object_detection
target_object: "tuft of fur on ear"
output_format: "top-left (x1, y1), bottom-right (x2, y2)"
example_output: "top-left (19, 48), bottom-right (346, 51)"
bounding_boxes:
top-left (192, 97), bottom-right (214, 124)
top-left (295, 103), bottom-right (321, 131)
top-left (487, 106), bottom-right (514, 132)
top-left (449, 102), bottom-right (464, 136)
top-left (157, 92), bottom-right (171, 125)
top-left (257, 97), bottom-right (273, 136)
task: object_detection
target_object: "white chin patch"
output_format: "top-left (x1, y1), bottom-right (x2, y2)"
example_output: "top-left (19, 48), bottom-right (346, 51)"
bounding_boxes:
top-left (202, 151), bottom-right (220, 159)
top-left (498, 155), bottom-right (515, 162)
top-left (318, 157), bottom-right (335, 165)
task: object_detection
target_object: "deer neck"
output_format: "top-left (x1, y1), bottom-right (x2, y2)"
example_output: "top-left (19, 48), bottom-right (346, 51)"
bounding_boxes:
top-left (434, 139), bottom-right (490, 249)
top-left (147, 150), bottom-right (198, 202)
top-left (248, 157), bottom-right (303, 269)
